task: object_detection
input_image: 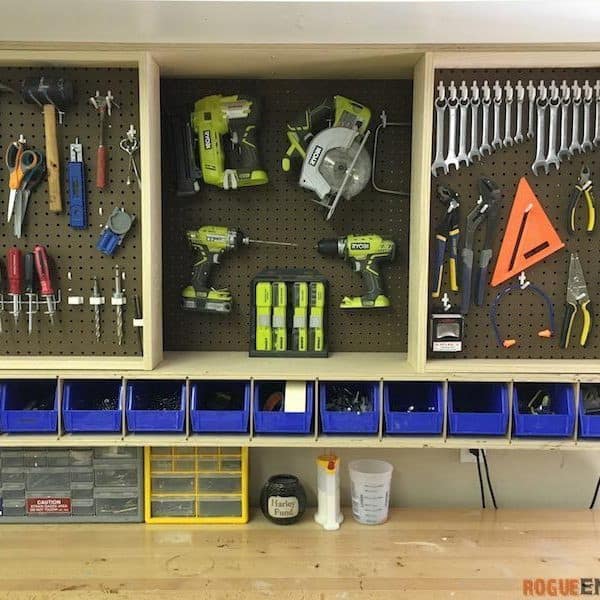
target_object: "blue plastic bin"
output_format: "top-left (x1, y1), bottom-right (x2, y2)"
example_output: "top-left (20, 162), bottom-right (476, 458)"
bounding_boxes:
top-left (126, 381), bottom-right (186, 433)
top-left (448, 383), bottom-right (509, 436)
top-left (0, 380), bottom-right (58, 433)
top-left (190, 381), bottom-right (250, 433)
top-left (254, 381), bottom-right (314, 434)
top-left (513, 383), bottom-right (575, 438)
top-left (63, 380), bottom-right (123, 433)
top-left (319, 382), bottom-right (379, 434)
top-left (384, 382), bottom-right (444, 435)
top-left (579, 385), bottom-right (600, 438)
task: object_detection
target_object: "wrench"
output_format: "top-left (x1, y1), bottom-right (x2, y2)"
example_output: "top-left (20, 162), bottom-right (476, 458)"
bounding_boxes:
top-left (444, 81), bottom-right (460, 172)
top-left (480, 80), bottom-right (492, 156)
top-left (514, 80), bottom-right (525, 143)
top-left (582, 79), bottom-right (594, 152)
top-left (545, 80), bottom-right (560, 172)
top-left (492, 80), bottom-right (503, 150)
top-left (457, 81), bottom-right (470, 166)
top-left (558, 80), bottom-right (572, 162)
top-left (503, 80), bottom-right (514, 146)
top-left (532, 80), bottom-right (548, 176)
top-left (569, 80), bottom-right (583, 155)
top-left (468, 81), bottom-right (481, 162)
top-left (594, 80), bottom-right (600, 147)
top-left (431, 82), bottom-right (448, 177)
top-left (526, 80), bottom-right (536, 139)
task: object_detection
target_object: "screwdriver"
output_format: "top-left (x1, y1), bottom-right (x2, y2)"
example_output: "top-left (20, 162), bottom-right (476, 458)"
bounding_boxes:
top-left (24, 252), bottom-right (35, 335)
top-left (7, 247), bottom-right (22, 328)
top-left (34, 244), bottom-right (56, 325)
top-left (0, 259), bottom-right (4, 334)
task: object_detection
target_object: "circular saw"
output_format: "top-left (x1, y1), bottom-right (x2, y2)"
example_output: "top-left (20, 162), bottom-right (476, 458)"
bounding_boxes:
top-left (299, 126), bottom-right (372, 220)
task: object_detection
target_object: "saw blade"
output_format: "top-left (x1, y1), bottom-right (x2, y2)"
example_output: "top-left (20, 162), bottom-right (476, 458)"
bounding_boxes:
top-left (318, 141), bottom-right (371, 200)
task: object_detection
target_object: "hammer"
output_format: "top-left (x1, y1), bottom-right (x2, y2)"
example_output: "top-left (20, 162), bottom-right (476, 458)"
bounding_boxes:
top-left (21, 77), bottom-right (74, 213)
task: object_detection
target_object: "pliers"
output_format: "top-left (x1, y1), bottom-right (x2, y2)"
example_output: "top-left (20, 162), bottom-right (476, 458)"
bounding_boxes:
top-left (567, 166), bottom-right (596, 234)
top-left (431, 185), bottom-right (460, 298)
top-left (560, 253), bottom-right (593, 348)
top-left (460, 177), bottom-right (501, 314)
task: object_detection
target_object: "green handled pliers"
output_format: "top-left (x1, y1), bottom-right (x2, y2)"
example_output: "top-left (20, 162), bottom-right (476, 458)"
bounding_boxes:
top-left (567, 166), bottom-right (596, 234)
top-left (560, 253), bottom-right (593, 348)
top-left (431, 185), bottom-right (460, 299)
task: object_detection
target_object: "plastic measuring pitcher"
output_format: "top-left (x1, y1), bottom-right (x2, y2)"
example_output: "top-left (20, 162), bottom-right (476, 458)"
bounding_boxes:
top-left (348, 459), bottom-right (393, 525)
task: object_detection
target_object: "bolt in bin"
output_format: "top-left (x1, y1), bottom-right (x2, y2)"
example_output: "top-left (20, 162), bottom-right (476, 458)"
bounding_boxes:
top-left (0, 381), bottom-right (58, 433)
top-left (254, 381), bottom-right (314, 434)
top-left (579, 385), bottom-right (600, 439)
top-left (190, 380), bottom-right (250, 433)
top-left (126, 380), bottom-right (186, 433)
top-left (319, 382), bottom-right (379, 434)
top-left (384, 382), bottom-right (444, 435)
top-left (513, 383), bottom-right (575, 438)
top-left (448, 383), bottom-right (509, 436)
top-left (63, 380), bottom-right (123, 433)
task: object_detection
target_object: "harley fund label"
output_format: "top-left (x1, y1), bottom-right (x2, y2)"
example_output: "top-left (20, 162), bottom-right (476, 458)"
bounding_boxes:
top-left (268, 496), bottom-right (299, 519)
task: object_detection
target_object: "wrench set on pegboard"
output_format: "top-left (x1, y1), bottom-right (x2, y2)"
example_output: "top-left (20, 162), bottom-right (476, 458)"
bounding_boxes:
top-left (429, 68), bottom-right (600, 361)
top-left (0, 67), bottom-right (142, 357)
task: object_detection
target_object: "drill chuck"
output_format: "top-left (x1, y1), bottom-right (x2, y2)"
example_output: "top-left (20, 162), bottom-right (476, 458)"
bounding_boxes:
top-left (316, 237), bottom-right (345, 257)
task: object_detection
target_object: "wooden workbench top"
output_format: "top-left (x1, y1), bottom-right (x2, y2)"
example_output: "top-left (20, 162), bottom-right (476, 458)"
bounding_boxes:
top-left (0, 509), bottom-right (598, 599)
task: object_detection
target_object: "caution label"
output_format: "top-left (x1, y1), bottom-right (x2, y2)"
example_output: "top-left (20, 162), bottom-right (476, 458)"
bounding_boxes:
top-left (26, 497), bottom-right (71, 514)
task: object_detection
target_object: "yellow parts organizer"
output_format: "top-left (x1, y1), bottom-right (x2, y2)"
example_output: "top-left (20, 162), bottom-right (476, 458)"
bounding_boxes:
top-left (144, 447), bottom-right (248, 524)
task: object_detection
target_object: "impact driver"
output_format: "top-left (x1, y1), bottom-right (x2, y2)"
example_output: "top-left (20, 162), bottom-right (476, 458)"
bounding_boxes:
top-left (182, 225), bottom-right (295, 313)
top-left (317, 234), bottom-right (396, 308)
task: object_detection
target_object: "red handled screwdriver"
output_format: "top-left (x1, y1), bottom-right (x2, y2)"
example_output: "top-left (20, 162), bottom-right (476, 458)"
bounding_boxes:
top-left (24, 252), bottom-right (35, 335)
top-left (34, 245), bottom-right (56, 326)
top-left (7, 247), bottom-right (22, 328)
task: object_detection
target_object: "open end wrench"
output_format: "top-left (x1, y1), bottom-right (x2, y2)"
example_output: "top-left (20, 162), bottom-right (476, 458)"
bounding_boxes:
top-left (532, 81), bottom-right (548, 176)
top-left (480, 80), bottom-right (492, 156)
top-left (527, 80), bottom-right (536, 139)
top-left (570, 80), bottom-right (583, 155)
top-left (444, 82), bottom-right (460, 172)
top-left (558, 80), bottom-right (572, 162)
top-left (514, 80), bottom-right (525, 143)
top-left (503, 80), bottom-right (514, 146)
top-left (492, 80), bottom-right (503, 150)
top-left (457, 81), bottom-right (470, 166)
top-left (468, 81), bottom-right (481, 163)
top-left (545, 81), bottom-right (560, 172)
top-left (582, 80), bottom-right (594, 152)
top-left (431, 89), bottom-right (449, 176)
top-left (594, 80), bottom-right (600, 147)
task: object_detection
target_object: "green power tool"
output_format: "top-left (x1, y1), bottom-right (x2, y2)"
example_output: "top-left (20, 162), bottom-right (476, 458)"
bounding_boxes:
top-left (182, 225), bottom-right (296, 313)
top-left (317, 234), bottom-right (396, 309)
top-left (188, 94), bottom-right (269, 191)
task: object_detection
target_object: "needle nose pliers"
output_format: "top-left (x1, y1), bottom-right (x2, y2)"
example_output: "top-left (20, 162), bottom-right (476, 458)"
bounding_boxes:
top-left (431, 185), bottom-right (460, 298)
top-left (560, 253), bottom-right (593, 348)
top-left (567, 166), bottom-right (596, 234)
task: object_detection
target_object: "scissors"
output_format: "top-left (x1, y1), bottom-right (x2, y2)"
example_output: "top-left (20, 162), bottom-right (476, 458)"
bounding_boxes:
top-left (119, 126), bottom-right (141, 188)
top-left (6, 138), bottom-right (38, 223)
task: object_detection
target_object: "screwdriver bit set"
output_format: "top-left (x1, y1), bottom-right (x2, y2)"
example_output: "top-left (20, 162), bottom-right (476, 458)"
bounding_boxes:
top-left (250, 270), bottom-right (328, 357)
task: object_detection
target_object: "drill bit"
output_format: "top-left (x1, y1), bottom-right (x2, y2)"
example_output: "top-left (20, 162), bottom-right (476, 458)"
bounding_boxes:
top-left (112, 265), bottom-right (124, 346)
top-left (246, 238), bottom-right (297, 247)
top-left (91, 276), bottom-right (102, 342)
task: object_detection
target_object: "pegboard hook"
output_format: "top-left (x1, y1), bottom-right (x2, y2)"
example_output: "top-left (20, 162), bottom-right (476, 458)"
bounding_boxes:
top-left (515, 80), bottom-right (525, 103)
top-left (572, 80), bottom-right (582, 103)
top-left (481, 80), bottom-right (491, 103)
top-left (527, 80), bottom-right (536, 102)
top-left (436, 80), bottom-right (446, 102)
top-left (470, 80), bottom-right (480, 103)
top-left (560, 80), bottom-right (571, 103)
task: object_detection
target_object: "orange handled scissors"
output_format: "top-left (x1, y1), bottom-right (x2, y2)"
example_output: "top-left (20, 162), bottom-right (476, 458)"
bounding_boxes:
top-left (6, 140), bottom-right (38, 223)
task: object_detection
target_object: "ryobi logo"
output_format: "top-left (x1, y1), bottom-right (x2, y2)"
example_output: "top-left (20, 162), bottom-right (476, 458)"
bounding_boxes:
top-left (350, 242), bottom-right (370, 250)
top-left (203, 130), bottom-right (212, 150)
top-left (206, 234), bottom-right (225, 243)
top-left (308, 145), bottom-right (324, 166)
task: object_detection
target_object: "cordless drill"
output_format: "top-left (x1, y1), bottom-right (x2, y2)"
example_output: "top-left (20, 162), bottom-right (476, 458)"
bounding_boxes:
top-left (191, 94), bottom-right (269, 190)
top-left (317, 234), bottom-right (396, 309)
top-left (182, 225), bottom-right (296, 313)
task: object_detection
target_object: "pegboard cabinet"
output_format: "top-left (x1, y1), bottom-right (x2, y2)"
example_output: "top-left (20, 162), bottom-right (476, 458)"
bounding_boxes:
top-left (0, 44), bottom-right (598, 450)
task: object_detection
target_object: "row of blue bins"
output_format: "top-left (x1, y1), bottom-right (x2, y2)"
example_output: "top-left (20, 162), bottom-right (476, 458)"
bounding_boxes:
top-left (0, 380), bottom-right (597, 438)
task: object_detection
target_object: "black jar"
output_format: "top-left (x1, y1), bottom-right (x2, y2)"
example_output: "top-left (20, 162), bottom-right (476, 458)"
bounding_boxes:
top-left (260, 474), bottom-right (306, 525)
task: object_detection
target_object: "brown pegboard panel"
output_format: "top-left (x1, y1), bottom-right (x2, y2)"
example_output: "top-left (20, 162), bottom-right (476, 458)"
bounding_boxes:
top-left (0, 67), bottom-right (141, 356)
top-left (429, 67), bottom-right (600, 360)
top-left (161, 79), bottom-right (412, 352)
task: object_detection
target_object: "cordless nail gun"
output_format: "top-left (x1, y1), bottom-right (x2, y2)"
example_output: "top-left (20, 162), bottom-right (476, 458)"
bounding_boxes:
top-left (182, 225), bottom-right (295, 313)
top-left (171, 94), bottom-right (269, 195)
top-left (317, 234), bottom-right (396, 308)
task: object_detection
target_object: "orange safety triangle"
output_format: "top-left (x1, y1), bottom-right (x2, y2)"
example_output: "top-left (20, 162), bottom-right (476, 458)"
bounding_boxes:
top-left (491, 177), bottom-right (564, 287)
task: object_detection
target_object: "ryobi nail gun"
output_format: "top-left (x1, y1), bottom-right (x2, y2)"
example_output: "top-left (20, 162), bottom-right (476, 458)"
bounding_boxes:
top-left (170, 94), bottom-right (269, 195)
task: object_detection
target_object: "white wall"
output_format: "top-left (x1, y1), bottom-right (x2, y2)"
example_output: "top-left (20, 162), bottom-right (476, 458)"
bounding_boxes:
top-left (250, 448), bottom-right (600, 509)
